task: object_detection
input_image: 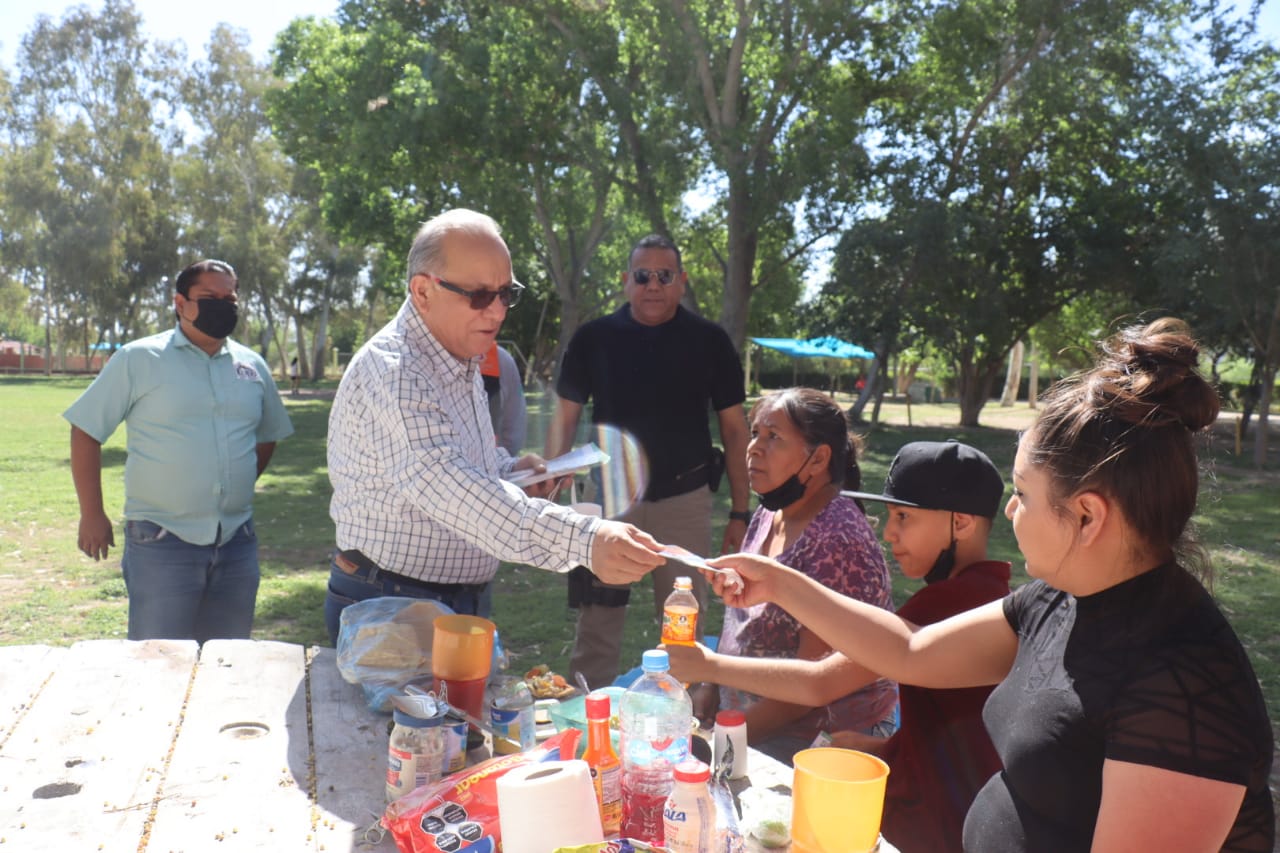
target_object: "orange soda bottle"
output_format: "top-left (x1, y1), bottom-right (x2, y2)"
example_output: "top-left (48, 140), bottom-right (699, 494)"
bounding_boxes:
top-left (583, 691), bottom-right (622, 837)
top-left (661, 576), bottom-right (699, 646)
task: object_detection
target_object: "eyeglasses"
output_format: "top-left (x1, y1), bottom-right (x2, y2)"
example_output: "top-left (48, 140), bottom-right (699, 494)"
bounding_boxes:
top-left (631, 268), bottom-right (677, 286)
top-left (432, 276), bottom-right (525, 310)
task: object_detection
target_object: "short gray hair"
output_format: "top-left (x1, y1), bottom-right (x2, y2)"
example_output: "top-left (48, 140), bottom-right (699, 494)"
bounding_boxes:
top-left (406, 209), bottom-right (504, 287)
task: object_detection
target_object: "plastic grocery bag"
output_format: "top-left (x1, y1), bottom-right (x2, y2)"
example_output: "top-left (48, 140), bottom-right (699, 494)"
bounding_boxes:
top-left (335, 596), bottom-right (455, 712)
top-left (737, 785), bottom-right (791, 849)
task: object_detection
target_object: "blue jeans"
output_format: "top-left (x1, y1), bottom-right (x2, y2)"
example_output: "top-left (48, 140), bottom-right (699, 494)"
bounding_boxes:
top-left (121, 519), bottom-right (259, 643)
top-left (323, 555), bottom-right (490, 646)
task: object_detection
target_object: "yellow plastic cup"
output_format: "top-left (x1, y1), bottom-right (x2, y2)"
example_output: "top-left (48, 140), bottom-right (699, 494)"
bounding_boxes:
top-left (791, 748), bottom-right (889, 853)
top-left (431, 614), bottom-right (495, 681)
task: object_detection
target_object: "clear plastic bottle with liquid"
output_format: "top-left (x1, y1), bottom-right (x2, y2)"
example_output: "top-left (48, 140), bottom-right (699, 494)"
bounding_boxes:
top-left (619, 649), bottom-right (693, 844)
top-left (661, 576), bottom-right (699, 646)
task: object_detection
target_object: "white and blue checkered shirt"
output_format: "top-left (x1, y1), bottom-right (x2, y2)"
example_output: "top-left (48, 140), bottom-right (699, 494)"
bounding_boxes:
top-left (328, 299), bottom-right (597, 583)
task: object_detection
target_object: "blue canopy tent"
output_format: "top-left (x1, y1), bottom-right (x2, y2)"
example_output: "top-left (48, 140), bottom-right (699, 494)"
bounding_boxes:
top-left (752, 336), bottom-right (874, 360)
top-left (749, 336), bottom-right (874, 391)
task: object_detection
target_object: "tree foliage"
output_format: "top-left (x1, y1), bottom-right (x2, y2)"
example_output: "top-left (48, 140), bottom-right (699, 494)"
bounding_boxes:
top-left (818, 0), bottom-right (1202, 426)
top-left (1137, 14), bottom-right (1280, 465)
top-left (1, 0), bottom-right (181, 363)
top-left (1, 0), bottom-right (1277, 454)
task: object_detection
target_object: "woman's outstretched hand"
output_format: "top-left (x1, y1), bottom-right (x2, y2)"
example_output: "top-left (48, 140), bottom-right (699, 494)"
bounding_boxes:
top-left (702, 552), bottom-right (791, 608)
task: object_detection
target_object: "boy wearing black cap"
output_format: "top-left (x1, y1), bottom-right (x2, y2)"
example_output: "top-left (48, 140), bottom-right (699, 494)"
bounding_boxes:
top-left (669, 440), bottom-right (1009, 853)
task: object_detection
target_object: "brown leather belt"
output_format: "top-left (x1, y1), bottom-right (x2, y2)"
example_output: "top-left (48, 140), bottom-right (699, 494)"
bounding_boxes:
top-left (333, 549), bottom-right (487, 596)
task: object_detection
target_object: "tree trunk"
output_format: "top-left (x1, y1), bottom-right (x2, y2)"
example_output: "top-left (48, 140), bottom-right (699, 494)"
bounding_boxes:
top-left (1001, 340), bottom-right (1024, 406)
top-left (1028, 340), bottom-right (1039, 408)
top-left (271, 325), bottom-right (289, 381)
top-left (957, 359), bottom-right (1002, 427)
top-left (849, 332), bottom-right (889, 423)
top-left (311, 270), bottom-right (334, 380)
top-left (293, 315), bottom-right (309, 379)
top-left (43, 279), bottom-right (53, 377)
top-left (312, 314), bottom-right (330, 378)
top-left (718, 177), bottom-right (758, 353)
top-left (529, 295), bottom-right (551, 385)
top-left (1253, 364), bottom-right (1276, 469)
top-left (363, 286), bottom-right (380, 343)
top-left (899, 361), bottom-right (920, 396)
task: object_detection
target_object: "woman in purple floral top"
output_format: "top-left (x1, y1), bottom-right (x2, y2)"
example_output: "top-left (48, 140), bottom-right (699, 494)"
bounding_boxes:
top-left (670, 388), bottom-right (898, 762)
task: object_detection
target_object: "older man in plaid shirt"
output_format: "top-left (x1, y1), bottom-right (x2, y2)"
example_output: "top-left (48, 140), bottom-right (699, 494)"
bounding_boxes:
top-left (324, 209), bottom-right (666, 643)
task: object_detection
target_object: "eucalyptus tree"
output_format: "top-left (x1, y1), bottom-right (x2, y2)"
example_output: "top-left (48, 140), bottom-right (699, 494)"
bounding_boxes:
top-left (268, 1), bottom-right (634, 371)
top-left (812, 215), bottom-right (918, 422)
top-left (176, 24), bottom-right (302, 360)
top-left (541, 0), bottom-right (909, 351)
top-left (820, 0), bottom-right (1194, 426)
top-left (655, 0), bottom-right (912, 350)
top-left (1141, 27), bottom-right (1280, 467)
top-left (4, 0), bottom-right (180, 358)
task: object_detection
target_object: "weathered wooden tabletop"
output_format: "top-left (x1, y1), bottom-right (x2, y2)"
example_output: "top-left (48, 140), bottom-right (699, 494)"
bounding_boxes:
top-left (0, 639), bottom-right (823, 852)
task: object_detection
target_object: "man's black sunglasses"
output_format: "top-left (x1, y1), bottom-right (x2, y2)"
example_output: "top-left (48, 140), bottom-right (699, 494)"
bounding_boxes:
top-left (631, 268), bottom-right (677, 286)
top-left (434, 277), bottom-right (525, 309)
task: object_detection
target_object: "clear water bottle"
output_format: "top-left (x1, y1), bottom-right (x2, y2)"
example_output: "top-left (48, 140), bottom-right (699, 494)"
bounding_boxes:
top-left (620, 649), bottom-right (692, 844)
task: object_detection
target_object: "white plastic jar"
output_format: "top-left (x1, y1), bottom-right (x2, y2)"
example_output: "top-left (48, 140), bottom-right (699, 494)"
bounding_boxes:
top-left (663, 759), bottom-right (715, 852)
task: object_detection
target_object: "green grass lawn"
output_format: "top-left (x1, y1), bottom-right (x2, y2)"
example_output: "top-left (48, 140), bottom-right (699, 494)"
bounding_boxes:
top-left (3, 375), bottom-right (1279, 738)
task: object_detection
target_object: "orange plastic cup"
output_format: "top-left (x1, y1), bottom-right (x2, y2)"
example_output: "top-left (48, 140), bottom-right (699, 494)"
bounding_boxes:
top-left (431, 615), bottom-right (495, 682)
top-left (791, 748), bottom-right (889, 853)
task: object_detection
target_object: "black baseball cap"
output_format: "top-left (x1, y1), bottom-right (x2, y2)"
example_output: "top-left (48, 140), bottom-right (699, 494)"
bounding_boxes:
top-left (842, 440), bottom-right (1005, 519)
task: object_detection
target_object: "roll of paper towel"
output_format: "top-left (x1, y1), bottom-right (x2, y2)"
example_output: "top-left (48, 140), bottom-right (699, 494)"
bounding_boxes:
top-left (496, 759), bottom-right (603, 852)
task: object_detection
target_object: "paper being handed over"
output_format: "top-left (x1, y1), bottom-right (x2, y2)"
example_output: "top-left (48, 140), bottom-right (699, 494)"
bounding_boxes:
top-left (505, 442), bottom-right (610, 488)
top-left (658, 545), bottom-right (743, 590)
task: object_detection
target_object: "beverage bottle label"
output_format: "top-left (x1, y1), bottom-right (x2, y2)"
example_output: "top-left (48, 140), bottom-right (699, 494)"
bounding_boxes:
top-left (661, 605), bottom-right (698, 645)
top-left (590, 763), bottom-right (623, 836)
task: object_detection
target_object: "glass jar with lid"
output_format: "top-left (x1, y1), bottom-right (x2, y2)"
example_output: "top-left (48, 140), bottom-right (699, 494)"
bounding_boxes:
top-left (386, 707), bottom-right (447, 803)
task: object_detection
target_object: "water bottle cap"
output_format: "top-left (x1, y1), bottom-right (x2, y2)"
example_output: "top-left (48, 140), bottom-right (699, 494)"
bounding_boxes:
top-left (672, 759), bottom-right (710, 783)
top-left (715, 709), bottom-right (746, 727)
top-left (674, 576), bottom-right (692, 589)
top-left (585, 692), bottom-right (612, 719)
top-left (641, 649), bottom-right (670, 672)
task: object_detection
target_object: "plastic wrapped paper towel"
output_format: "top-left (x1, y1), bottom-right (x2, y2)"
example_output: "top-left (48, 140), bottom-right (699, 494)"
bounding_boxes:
top-left (496, 759), bottom-right (603, 853)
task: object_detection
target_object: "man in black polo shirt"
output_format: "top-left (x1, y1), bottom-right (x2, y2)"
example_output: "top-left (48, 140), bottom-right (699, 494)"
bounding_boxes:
top-left (546, 234), bottom-right (750, 688)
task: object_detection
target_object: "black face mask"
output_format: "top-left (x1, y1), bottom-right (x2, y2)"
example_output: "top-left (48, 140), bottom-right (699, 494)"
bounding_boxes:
top-left (189, 297), bottom-right (238, 339)
top-left (924, 514), bottom-right (957, 585)
top-left (756, 448), bottom-right (816, 512)
top-left (925, 541), bottom-right (957, 585)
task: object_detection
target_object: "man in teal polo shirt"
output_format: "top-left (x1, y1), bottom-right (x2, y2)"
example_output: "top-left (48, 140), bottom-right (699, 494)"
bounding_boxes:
top-left (64, 259), bottom-right (293, 643)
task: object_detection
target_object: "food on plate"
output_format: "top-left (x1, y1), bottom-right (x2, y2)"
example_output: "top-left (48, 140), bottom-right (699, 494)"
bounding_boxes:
top-left (524, 664), bottom-right (577, 699)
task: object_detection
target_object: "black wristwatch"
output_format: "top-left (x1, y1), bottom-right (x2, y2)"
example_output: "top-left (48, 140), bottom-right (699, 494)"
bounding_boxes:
top-left (728, 510), bottom-right (751, 523)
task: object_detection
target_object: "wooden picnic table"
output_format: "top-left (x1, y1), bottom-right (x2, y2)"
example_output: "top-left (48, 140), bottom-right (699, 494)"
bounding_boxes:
top-left (1, 639), bottom-right (870, 852)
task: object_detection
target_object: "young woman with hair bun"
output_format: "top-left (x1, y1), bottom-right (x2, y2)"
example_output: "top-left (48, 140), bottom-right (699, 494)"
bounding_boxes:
top-left (708, 319), bottom-right (1274, 852)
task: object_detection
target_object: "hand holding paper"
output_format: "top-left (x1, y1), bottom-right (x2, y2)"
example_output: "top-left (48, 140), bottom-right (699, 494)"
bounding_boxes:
top-left (506, 443), bottom-right (610, 488)
top-left (659, 545), bottom-right (743, 591)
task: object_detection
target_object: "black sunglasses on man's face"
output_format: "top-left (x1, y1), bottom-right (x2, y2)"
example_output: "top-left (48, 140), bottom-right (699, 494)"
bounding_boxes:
top-left (433, 276), bottom-right (525, 310)
top-left (630, 268), bottom-right (677, 286)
